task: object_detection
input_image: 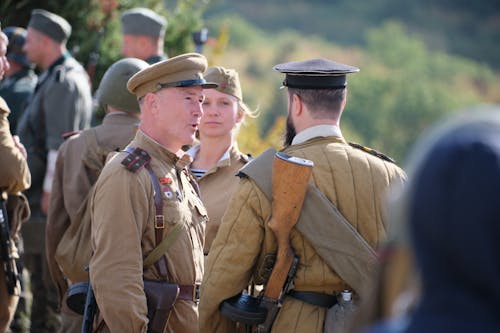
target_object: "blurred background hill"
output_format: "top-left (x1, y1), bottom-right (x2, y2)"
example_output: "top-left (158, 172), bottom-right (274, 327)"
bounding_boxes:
top-left (1, 0), bottom-right (499, 162)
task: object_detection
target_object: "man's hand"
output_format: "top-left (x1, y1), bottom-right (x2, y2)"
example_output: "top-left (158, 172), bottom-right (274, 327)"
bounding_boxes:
top-left (12, 135), bottom-right (27, 159)
top-left (41, 191), bottom-right (51, 216)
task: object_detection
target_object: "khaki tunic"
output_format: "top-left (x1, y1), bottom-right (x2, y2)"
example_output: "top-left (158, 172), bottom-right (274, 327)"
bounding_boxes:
top-left (45, 112), bottom-right (139, 331)
top-left (90, 130), bottom-right (207, 333)
top-left (193, 145), bottom-right (248, 253)
top-left (0, 97), bottom-right (30, 332)
top-left (199, 136), bottom-right (407, 333)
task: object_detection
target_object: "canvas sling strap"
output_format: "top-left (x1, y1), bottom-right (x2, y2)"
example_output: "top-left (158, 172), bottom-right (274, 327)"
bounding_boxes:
top-left (238, 148), bottom-right (379, 299)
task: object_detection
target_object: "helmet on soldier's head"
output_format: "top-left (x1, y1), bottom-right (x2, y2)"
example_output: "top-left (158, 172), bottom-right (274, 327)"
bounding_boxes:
top-left (3, 26), bottom-right (32, 68)
top-left (96, 58), bottom-right (149, 113)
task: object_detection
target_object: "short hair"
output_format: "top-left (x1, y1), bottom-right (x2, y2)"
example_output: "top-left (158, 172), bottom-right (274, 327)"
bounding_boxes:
top-left (288, 87), bottom-right (346, 119)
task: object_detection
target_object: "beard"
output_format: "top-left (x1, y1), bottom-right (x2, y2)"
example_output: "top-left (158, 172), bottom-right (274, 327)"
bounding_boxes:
top-left (283, 113), bottom-right (296, 147)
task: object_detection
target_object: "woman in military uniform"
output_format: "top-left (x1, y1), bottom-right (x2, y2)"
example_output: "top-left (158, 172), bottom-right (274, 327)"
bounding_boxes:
top-left (187, 66), bottom-right (256, 254)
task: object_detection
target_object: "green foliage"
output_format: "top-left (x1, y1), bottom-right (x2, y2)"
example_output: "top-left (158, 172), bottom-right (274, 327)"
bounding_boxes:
top-left (1, 0), bottom-right (212, 91)
top-left (205, 0), bottom-right (500, 70)
top-left (344, 21), bottom-right (492, 161)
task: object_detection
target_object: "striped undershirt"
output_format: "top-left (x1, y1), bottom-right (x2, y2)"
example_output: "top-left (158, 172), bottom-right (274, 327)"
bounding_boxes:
top-left (190, 168), bottom-right (207, 180)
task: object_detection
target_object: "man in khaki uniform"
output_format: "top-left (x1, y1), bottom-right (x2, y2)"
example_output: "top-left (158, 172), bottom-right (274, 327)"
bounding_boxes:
top-left (89, 53), bottom-right (217, 333)
top-left (0, 26), bottom-right (31, 333)
top-left (45, 57), bottom-right (149, 333)
top-left (199, 58), bottom-right (407, 333)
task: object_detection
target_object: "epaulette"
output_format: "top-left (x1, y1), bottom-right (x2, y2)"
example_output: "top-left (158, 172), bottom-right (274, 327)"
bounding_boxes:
top-left (62, 130), bottom-right (81, 140)
top-left (349, 142), bottom-right (396, 163)
top-left (121, 147), bottom-right (151, 172)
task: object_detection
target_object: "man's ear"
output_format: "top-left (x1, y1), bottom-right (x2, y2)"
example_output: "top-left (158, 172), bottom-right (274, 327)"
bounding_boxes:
top-left (292, 93), bottom-right (303, 117)
top-left (144, 93), bottom-right (159, 116)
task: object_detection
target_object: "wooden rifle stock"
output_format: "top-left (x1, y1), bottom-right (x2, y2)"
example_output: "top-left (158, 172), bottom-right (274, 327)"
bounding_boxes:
top-left (263, 152), bottom-right (313, 300)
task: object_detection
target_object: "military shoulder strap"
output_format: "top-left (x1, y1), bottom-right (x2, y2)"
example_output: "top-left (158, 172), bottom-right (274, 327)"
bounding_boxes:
top-left (349, 142), bottom-right (396, 163)
top-left (121, 147), bottom-right (151, 172)
top-left (240, 148), bottom-right (378, 298)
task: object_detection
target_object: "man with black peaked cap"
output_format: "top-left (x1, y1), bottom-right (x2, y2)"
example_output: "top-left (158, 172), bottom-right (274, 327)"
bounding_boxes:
top-left (15, 8), bottom-right (92, 333)
top-left (89, 53), bottom-right (216, 333)
top-left (121, 7), bottom-right (168, 64)
top-left (199, 58), bottom-right (406, 333)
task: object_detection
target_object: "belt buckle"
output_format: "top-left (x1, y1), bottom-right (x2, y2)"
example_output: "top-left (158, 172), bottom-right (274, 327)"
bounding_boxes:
top-left (193, 284), bottom-right (200, 303)
top-left (155, 215), bottom-right (165, 228)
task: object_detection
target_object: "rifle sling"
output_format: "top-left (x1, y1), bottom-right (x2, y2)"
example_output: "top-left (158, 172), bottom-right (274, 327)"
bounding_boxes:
top-left (239, 148), bottom-right (378, 298)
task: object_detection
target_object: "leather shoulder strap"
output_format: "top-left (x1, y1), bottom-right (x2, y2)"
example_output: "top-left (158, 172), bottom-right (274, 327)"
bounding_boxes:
top-left (122, 147), bottom-right (170, 278)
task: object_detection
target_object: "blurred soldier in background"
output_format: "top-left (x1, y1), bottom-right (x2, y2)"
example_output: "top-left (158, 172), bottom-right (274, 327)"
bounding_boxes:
top-left (45, 57), bottom-right (148, 333)
top-left (121, 7), bottom-right (168, 64)
top-left (0, 27), bottom-right (37, 133)
top-left (0, 23), bottom-right (31, 333)
top-left (16, 9), bottom-right (92, 333)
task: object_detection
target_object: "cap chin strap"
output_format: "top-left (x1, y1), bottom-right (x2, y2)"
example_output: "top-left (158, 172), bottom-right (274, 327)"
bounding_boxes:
top-left (156, 78), bottom-right (207, 90)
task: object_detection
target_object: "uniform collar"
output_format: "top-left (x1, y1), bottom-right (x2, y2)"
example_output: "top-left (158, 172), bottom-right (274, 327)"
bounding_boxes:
top-left (187, 144), bottom-right (232, 167)
top-left (292, 124), bottom-right (342, 145)
top-left (134, 129), bottom-right (190, 168)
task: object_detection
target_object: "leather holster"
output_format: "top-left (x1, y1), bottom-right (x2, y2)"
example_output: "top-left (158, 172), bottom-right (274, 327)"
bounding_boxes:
top-left (144, 280), bottom-right (180, 333)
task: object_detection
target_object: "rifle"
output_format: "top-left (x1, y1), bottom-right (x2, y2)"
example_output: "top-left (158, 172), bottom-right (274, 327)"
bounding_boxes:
top-left (220, 152), bottom-right (313, 332)
top-left (0, 195), bottom-right (18, 295)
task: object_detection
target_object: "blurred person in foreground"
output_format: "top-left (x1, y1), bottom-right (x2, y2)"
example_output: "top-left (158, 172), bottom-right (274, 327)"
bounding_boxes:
top-left (0, 24), bottom-right (31, 333)
top-left (199, 58), bottom-right (406, 333)
top-left (360, 107), bottom-right (500, 333)
top-left (187, 66), bottom-right (257, 255)
top-left (0, 26), bottom-right (37, 133)
top-left (45, 57), bottom-right (148, 333)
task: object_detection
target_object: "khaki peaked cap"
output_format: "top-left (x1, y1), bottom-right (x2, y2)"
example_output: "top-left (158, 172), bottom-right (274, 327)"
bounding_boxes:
top-left (204, 66), bottom-right (243, 101)
top-left (28, 9), bottom-right (71, 43)
top-left (127, 53), bottom-right (217, 99)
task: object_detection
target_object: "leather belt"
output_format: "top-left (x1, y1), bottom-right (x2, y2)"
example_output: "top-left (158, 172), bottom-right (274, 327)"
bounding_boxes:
top-left (287, 290), bottom-right (338, 308)
top-left (178, 284), bottom-right (200, 303)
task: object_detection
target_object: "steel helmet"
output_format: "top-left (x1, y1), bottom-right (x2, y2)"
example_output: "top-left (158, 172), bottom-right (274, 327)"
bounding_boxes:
top-left (96, 57), bottom-right (149, 113)
top-left (3, 26), bottom-right (32, 68)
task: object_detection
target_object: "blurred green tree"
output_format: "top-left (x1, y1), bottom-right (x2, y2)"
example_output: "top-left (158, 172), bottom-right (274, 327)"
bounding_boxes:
top-left (1, 0), bottom-right (212, 91)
